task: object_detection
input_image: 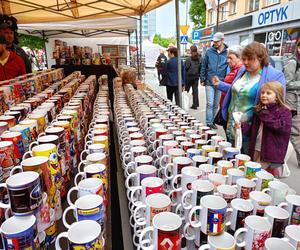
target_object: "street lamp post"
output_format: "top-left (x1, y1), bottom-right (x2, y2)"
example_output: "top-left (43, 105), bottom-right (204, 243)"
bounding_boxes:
top-left (216, 0), bottom-right (220, 32)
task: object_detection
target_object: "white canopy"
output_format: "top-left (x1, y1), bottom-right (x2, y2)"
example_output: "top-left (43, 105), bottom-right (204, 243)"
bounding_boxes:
top-left (18, 16), bottom-right (137, 38)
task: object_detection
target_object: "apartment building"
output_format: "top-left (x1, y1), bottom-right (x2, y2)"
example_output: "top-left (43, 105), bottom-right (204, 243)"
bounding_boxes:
top-left (200, 0), bottom-right (300, 56)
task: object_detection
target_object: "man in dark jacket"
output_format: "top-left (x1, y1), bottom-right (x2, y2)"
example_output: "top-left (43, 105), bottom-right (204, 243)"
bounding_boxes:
top-left (155, 50), bottom-right (167, 84)
top-left (200, 32), bottom-right (228, 129)
top-left (0, 36), bottom-right (26, 81)
top-left (0, 23), bottom-right (32, 73)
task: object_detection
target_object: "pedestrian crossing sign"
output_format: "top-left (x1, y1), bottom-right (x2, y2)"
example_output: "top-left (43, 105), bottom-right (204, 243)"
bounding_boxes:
top-left (180, 35), bottom-right (188, 44)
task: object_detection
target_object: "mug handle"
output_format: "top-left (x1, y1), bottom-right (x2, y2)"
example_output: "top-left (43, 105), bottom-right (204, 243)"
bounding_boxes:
top-left (77, 160), bottom-right (87, 173)
top-left (159, 155), bottom-right (168, 168)
top-left (164, 163), bottom-right (174, 180)
top-left (234, 227), bottom-right (248, 248)
top-left (278, 202), bottom-right (288, 209)
top-left (85, 141), bottom-right (92, 150)
top-left (122, 152), bottom-right (132, 167)
top-left (55, 232), bottom-right (69, 250)
top-left (130, 186), bottom-right (142, 206)
top-left (189, 205), bottom-right (202, 228)
top-left (175, 203), bottom-right (185, 221)
top-left (168, 189), bottom-right (178, 207)
top-left (0, 183), bottom-right (10, 209)
top-left (62, 205), bottom-right (76, 229)
top-left (133, 204), bottom-right (147, 226)
top-left (183, 222), bottom-right (196, 241)
top-left (125, 173), bottom-right (138, 190)
top-left (225, 207), bottom-right (233, 227)
top-left (125, 162), bottom-right (135, 177)
top-left (67, 187), bottom-right (78, 206)
top-left (139, 226), bottom-right (154, 250)
top-left (156, 146), bottom-right (164, 158)
top-left (22, 150), bottom-right (33, 160)
top-left (171, 174), bottom-right (182, 192)
top-left (80, 149), bottom-right (88, 161)
top-left (74, 172), bottom-right (85, 186)
top-left (10, 165), bottom-right (23, 176)
top-left (181, 190), bottom-right (193, 210)
top-left (262, 188), bottom-right (270, 194)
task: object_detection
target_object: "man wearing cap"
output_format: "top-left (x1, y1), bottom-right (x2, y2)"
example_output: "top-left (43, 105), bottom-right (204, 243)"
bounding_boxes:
top-left (0, 22), bottom-right (32, 73)
top-left (0, 36), bottom-right (26, 81)
top-left (200, 32), bottom-right (228, 129)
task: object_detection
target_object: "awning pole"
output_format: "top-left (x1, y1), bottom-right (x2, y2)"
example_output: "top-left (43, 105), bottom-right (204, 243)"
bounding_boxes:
top-left (135, 29), bottom-right (140, 77)
top-left (139, 14), bottom-right (143, 80)
top-left (42, 30), bottom-right (49, 69)
top-left (175, 0), bottom-right (182, 107)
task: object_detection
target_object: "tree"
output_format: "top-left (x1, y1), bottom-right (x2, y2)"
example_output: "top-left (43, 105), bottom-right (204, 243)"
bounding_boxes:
top-left (18, 34), bottom-right (47, 70)
top-left (181, 0), bottom-right (206, 29)
top-left (153, 34), bottom-right (177, 48)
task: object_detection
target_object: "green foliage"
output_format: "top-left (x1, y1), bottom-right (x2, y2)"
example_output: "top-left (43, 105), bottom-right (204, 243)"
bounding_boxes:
top-left (18, 34), bottom-right (47, 50)
top-left (153, 34), bottom-right (177, 48)
top-left (180, 0), bottom-right (206, 29)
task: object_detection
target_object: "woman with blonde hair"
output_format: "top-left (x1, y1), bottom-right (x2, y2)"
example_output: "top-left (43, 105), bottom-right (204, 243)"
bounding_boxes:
top-left (240, 81), bottom-right (292, 177)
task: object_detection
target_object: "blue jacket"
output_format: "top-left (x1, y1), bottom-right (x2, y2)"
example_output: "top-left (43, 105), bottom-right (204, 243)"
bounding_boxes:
top-left (218, 65), bottom-right (286, 121)
top-left (200, 45), bottom-right (228, 86)
top-left (166, 57), bottom-right (185, 87)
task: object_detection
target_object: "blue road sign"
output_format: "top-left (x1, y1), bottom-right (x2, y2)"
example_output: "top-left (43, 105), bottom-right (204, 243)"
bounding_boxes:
top-left (180, 35), bottom-right (188, 44)
top-left (192, 30), bottom-right (201, 42)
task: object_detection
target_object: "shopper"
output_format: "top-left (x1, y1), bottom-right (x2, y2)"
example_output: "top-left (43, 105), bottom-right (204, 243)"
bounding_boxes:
top-left (239, 81), bottom-right (292, 177)
top-left (166, 47), bottom-right (184, 105)
top-left (212, 42), bottom-right (285, 153)
top-left (200, 32), bottom-right (228, 129)
top-left (0, 22), bottom-right (32, 73)
top-left (155, 49), bottom-right (168, 84)
top-left (217, 45), bottom-right (244, 109)
top-left (0, 35), bottom-right (26, 81)
top-left (185, 45), bottom-right (201, 109)
top-left (283, 40), bottom-right (300, 167)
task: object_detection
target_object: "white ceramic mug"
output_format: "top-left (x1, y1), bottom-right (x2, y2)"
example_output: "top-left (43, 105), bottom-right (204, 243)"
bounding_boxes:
top-left (263, 180), bottom-right (290, 205)
top-left (279, 194), bottom-right (300, 225)
top-left (264, 205), bottom-right (289, 238)
top-left (199, 232), bottom-right (236, 250)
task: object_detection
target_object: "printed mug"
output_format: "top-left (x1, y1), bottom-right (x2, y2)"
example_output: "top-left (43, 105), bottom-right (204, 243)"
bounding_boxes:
top-left (0, 215), bottom-right (40, 250)
top-left (263, 180), bottom-right (291, 206)
top-left (279, 194), bottom-right (300, 225)
top-left (55, 220), bottom-right (104, 250)
top-left (234, 215), bottom-right (272, 250)
top-left (249, 191), bottom-right (272, 217)
top-left (0, 171), bottom-right (42, 214)
top-left (62, 194), bottom-right (105, 231)
top-left (139, 212), bottom-right (182, 250)
top-left (264, 205), bottom-right (289, 238)
top-left (0, 131), bottom-right (25, 162)
top-left (199, 232), bottom-right (236, 250)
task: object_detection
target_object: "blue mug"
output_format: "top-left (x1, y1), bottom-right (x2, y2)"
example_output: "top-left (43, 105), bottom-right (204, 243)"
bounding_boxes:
top-left (56, 220), bottom-right (104, 250)
top-left (62, 194), bottom-right (105, 232)
top-left (0, 215), bottom-right (40, 249)
top-left (223, 147), bottom-right (240, 161)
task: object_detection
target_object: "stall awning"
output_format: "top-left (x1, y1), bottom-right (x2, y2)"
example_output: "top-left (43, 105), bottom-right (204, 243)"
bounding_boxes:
top-left (18, 17), bottom-right (137, 37)
top-left (1, 0), bottom-right (171, 24)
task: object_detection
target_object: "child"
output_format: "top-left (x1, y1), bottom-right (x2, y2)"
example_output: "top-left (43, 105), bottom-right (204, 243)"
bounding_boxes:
top-left (241, 81), bottom-right (292, 177)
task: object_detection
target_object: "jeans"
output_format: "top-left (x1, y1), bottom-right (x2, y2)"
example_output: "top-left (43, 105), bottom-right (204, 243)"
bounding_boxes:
top-left (166, 85), bottom-right (179, 105)
top-left (205, 85), bottom-right (221, 125)
top-left (186, 79), bottom-right (199, 107)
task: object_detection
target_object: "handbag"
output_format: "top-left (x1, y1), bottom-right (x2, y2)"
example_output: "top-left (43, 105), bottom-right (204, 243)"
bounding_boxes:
top-left (159, 74), bottom-right (168, 86)
top-left (214, 109), bottom-right (226, 127)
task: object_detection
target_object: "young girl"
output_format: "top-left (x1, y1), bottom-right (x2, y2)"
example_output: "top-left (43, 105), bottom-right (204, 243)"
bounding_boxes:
top-left (241, 81), bottom-right (292, 177)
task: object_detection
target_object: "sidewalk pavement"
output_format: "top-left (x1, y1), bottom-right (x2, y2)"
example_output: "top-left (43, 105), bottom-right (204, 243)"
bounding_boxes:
top-left (145, 68), bottom-right (300, 194)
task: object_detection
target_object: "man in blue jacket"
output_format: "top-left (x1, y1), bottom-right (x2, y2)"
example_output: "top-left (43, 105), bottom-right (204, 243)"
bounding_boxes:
top-left (200, 32), bottom-right (228, 129)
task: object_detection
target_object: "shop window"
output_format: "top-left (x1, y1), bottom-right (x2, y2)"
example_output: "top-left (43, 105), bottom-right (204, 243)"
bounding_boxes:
top-left (229, 0), bottom-right (237, 15)
top-left (240, 35), bottom-right (250, 46)
top-left (254, 33), bottom-right (266, 44)
top-left (219, 3), bottom-right (228, 21)
top-left (247, 0), bottom-right (259, 12)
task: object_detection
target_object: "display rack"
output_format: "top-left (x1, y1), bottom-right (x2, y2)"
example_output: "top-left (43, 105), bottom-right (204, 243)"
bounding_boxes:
top-left (99, 45), bottom-right (128, 68)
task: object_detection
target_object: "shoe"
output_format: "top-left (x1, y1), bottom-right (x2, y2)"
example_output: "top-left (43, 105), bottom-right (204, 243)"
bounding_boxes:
top-left (190, 106), bottom-right (197, 110)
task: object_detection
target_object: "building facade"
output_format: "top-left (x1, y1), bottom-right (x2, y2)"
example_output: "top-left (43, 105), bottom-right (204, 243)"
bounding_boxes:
top-left (130, 10), bottom-right (157, 45)
top-left (201, 0), bottom-right (300, 56)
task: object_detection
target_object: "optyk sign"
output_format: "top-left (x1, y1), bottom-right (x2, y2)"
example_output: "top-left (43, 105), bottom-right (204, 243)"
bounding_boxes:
top-left (252, 3), bottom-right (295, 28)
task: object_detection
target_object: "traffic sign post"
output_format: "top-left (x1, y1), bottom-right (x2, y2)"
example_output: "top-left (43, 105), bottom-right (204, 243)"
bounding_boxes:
top-left (180, 35), bottom-right (188, 44)
top-left (192, 30), bottom-right (201, 43)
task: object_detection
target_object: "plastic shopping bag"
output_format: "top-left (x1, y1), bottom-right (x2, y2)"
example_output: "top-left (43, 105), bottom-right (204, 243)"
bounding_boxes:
top-left (182, 91), bottom-right (192, 111)
top-left (232, 112), bottom-right (244, 150)
top-left (281, 141), bottom-right (293, 178)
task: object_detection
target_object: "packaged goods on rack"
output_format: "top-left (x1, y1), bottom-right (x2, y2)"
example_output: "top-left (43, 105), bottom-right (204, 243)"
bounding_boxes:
top-left (113, 83), bottom-right (300, 250)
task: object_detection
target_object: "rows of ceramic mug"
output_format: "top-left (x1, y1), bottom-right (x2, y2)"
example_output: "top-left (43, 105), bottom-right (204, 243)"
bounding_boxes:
top-left (0, 72), bottom-right (98, 249)
top-left (0, 68), bottom-right (64, 115)
top-left (55, 84), bottom-right (111, 250)
top-left (116, 84), bottom-right (300, 250)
